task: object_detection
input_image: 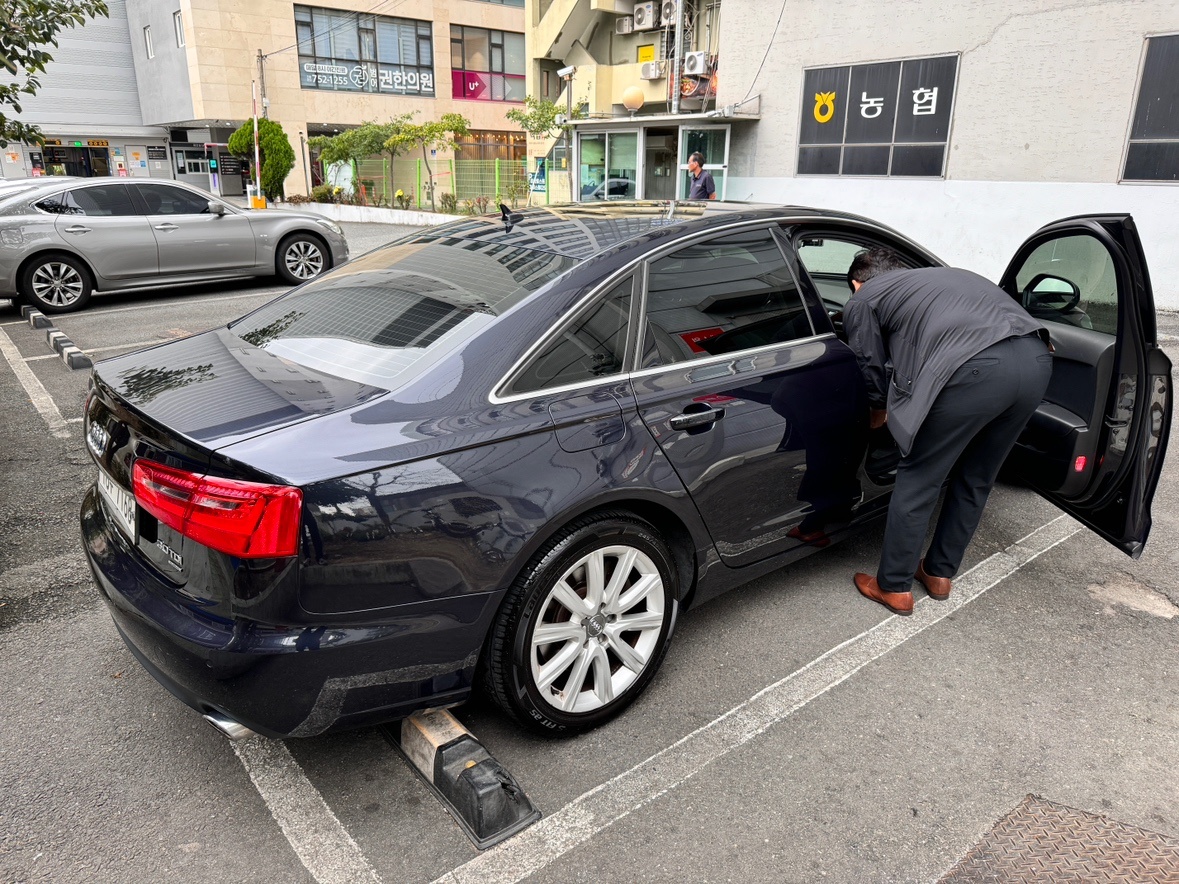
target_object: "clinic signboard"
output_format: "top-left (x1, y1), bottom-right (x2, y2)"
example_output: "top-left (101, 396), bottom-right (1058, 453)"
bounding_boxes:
top-left (798, 54), bottom-right (958, 178)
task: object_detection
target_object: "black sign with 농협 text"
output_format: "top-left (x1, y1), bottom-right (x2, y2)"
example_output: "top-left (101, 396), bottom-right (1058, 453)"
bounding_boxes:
top-left (798, 54), bottom-right (958, 178)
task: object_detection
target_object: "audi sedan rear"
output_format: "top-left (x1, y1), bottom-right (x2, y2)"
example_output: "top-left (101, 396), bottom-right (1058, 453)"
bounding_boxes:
top-left (81, 201), bottom-right (1171, 739)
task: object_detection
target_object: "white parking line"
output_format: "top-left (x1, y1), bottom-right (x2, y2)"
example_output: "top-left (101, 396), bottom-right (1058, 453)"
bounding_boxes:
top-left (0, 326), bottom-right (71, 438)
top-left (233, 738), bottom-right (382, 884)
top-left (434, 515), bottom-right (1082, 884)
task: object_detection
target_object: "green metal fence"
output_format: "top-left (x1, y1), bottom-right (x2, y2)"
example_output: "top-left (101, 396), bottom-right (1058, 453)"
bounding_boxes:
top-left (350, 157), bottom-right (529, 210)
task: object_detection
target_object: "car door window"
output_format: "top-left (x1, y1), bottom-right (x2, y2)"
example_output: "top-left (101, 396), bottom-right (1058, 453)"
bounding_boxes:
top-left (137, 184), bottom-right (212, 215)
top-left (509, 277), bottom-right (632, 394)
top-left (794, 237), bottom-right (867, 310)
top-left (1013, 234), bottom-right (1116, 334)
top-left (641, 228), bottom-right (812, 368)
top-left (50, 185), bottom-right (138, 217)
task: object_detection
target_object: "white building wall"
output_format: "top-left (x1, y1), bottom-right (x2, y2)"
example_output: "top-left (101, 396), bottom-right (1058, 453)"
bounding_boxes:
top-left (718, 0), bottom-right (1179, 306)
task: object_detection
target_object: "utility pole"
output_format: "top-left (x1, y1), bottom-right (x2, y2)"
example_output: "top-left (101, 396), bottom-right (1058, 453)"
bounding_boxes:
top-left (257, 49), bottom-right (269, 118)
top-left (671, 1), bottom-right (686, 115)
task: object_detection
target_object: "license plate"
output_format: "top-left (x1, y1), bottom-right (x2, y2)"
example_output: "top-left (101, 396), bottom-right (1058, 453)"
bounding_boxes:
top-left (97, 467), bottom-right (137, 541)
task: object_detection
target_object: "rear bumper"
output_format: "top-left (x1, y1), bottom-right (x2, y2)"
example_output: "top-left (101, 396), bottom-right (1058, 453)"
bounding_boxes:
top-left (81, 485), bottom-right (492, 738)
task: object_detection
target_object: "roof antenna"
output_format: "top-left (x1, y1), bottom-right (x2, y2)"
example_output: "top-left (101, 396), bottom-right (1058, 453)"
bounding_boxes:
top-left (499, 203), bottom-right (523, 232)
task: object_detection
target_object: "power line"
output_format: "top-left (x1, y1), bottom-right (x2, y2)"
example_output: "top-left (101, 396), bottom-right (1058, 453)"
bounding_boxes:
top-left (741, 0), bottom-right (789, 103)
top-left (262, 0), bottom-right (414, 60)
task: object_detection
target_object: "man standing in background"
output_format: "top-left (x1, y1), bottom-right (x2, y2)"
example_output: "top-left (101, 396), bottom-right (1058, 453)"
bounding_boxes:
top-left (687, 151), bottom-right (717, 200)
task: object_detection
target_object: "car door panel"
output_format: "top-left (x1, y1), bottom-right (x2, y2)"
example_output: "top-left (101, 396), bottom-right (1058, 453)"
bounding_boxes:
top-left (52, 184), bottom-right (158, 281)
top-left (1000, 214), bottom-right (1172, 555)
top-left (136, 183), bottom-right (256, 274)
top-left (631, 225), bottom-right (873, 567)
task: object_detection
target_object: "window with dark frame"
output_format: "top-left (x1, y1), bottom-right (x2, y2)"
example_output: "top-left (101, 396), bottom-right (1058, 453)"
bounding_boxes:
top-left (294, 4), bottom-right (435, 96)
top-left (450, 25), bottom-right (526, 102)
top-left (1123, 34), bottom-right (1179, 182)
top-left (641, 229), bottom-right (814, 368)
top-left (797, 55), bottom-right (958, 178)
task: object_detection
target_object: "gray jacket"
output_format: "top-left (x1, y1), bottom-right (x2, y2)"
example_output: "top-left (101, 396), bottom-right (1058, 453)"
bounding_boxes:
top-left (843, 266), bottom-right (1048, 456)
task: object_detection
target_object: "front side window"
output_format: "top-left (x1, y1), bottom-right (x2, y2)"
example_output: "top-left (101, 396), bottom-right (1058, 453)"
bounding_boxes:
top-left (450, 25), bottom-right (525, 102)
top-left (1013, 234), bottom-right (1117, 334)
top-left (1123, 34), bottom-right (1179, 182)
top-left (136, 184), bottom-right (213, 215)
top-left (294, 4), bottom-right (435, 96)
top-left (797, 55), bottom-right (958, 178)
top-left (641, 228), bottom-right (813, 368)
top-left (510, 278), bottom-right (632, 394)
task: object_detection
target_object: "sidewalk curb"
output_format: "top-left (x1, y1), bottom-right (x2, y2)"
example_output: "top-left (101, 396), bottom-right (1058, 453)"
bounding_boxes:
top-left (22, 306), bottom-right (93, 370)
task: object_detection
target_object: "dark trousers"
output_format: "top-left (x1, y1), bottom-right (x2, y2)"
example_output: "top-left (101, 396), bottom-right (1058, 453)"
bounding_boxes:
top-left (877, 335), bottom-right (1053, 591)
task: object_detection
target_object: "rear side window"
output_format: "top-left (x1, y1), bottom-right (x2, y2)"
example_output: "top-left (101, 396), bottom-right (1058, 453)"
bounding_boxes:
top-left (39, 185), bottom-right (138, 216)
top-left (509, 277), bottom-right (632, 394)
top-left (230, 241), bottom-right (577, 389)
top-left (641, 228), bottom-right (813, 367)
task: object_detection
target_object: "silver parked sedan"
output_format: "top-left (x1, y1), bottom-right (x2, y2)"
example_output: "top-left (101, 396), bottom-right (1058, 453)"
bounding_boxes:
top-left (0, 178), bottom-right (348, 313)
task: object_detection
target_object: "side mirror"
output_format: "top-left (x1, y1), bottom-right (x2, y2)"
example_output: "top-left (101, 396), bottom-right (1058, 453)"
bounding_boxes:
top-left (207, 200), bottom-right (227, 216)
top-left (1023, 273), bottom-right (1081, 315)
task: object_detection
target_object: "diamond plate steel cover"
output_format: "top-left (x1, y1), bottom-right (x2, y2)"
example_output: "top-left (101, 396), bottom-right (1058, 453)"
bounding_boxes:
top-left (940, 794), bottom-right (1179, 883)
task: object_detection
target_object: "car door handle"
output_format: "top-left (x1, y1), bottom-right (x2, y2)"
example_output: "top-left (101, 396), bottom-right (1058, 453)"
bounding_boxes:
top-left (154, 223), bottom-right (179, 232)
top-left (63, 225), bottom-right (91, 235)
top-left (669, 407), bottom-right (725, 431)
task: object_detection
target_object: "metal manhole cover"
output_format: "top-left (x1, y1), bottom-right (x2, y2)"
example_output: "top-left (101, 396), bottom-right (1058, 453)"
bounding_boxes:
top-left (940, 794), bottom-right (1179, 883)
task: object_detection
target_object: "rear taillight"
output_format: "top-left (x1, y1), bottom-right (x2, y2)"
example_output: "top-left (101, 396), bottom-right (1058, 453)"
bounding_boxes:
top-left (132, 460), bottom-right (302, 558)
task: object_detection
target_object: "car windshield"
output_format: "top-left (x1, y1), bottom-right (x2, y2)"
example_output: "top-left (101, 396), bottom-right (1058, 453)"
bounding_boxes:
top-left (228, 239), bottom-right (578, 389)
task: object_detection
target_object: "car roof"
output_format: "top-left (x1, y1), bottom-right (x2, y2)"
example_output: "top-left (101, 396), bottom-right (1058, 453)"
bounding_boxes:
top-left (411, 201), bottom-right (922, 261)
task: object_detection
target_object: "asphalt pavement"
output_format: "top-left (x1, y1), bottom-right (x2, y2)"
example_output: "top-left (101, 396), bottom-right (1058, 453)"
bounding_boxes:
top-left (0, 222), bottom-right (1176, 883)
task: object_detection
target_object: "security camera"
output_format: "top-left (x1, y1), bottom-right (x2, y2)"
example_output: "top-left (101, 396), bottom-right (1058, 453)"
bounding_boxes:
top-left (557, 65), bottom-right (577, 78)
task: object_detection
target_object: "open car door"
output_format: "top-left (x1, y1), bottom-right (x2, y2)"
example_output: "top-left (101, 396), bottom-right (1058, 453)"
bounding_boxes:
top-left (999, 214), bottom-right (1172, 557)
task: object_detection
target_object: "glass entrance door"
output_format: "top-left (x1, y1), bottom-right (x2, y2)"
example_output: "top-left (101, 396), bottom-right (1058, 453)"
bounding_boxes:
top-left (678, 125), bottom-right (730, 199)
top-left (643, 127), bottom-right (678, 200)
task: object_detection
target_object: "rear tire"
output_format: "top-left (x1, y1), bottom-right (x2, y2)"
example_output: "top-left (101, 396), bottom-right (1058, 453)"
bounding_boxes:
top-left (21, 253), bottom-right (93, 313)
top-left (481, 512), bottom-right (679, 735)
top-left (276, 233), bottom-right (329, 285)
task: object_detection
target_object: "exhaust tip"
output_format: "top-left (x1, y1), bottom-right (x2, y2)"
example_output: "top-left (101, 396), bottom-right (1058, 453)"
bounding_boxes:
top-left (202, 711), bottom-right (258, 741)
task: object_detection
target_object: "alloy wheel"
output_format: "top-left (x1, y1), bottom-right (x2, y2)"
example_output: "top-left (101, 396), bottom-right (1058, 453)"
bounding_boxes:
top-left (529, 544), bottom-right (667, 714)
top-left (284, 241), bottom-right (324, 280)
top-left (31, 262), bottom-right (86, 308)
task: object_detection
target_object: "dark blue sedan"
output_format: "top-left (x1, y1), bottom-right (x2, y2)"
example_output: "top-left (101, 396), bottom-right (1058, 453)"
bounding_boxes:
top-left (80, 202), bottom-right (1171, 738)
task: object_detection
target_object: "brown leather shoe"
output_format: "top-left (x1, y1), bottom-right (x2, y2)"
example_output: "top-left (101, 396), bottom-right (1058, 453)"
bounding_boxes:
top-left (916, 559), bottom-right (952, 601)
top-left (853, 573), bottom-right (913, 616)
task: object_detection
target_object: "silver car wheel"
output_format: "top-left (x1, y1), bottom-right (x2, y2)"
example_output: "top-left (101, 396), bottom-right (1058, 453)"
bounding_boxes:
top-left (31, 261), bottom-right (86, 308)
top-left (530, 544), bottom-right (667, 715)
top-left (284, 240), bottom-right (325, 280)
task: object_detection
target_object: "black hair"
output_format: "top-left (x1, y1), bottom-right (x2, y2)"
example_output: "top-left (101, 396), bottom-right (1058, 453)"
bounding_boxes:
top-left (689, 151), bottom-right (705, 166)
top-left (847, 247), bottom-right (905, 291)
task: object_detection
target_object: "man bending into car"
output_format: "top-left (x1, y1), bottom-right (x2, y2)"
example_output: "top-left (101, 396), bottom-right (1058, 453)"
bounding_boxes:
top-left (842, 248), bottom-right (1052, 616)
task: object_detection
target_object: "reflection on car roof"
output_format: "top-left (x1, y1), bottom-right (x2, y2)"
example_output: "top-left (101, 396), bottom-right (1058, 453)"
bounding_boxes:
top-left (408, 201), bottom-right (884, 261)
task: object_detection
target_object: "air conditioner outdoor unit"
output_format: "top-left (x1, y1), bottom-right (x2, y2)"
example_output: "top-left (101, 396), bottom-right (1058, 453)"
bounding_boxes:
top-left (683, 50), bottom-right (708, 76)
top-left (633, 2), bottom-right (659, 30)
top-left (661, 0), bottom-right (679, 22)
top-left (640, 61), bottom-right (663, 80)
top-left (615, 15), bottom-right (634, 35)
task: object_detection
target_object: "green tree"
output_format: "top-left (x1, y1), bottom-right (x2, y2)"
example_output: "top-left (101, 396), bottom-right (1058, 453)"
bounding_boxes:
top-left (228, 118), bottom-right (296, 201)
top-left (504, 96), bottom-right (566, 139)
top-left (384, 112), bottom-right (470, 212)
top-left (309, 117), bottom-right (411, 198)
top-left (0, 0), bottom-right (110, 147)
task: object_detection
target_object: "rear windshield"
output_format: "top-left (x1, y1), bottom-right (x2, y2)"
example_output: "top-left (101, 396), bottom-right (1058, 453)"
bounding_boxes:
top-left (228, 240), bottom-right (577, 389)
